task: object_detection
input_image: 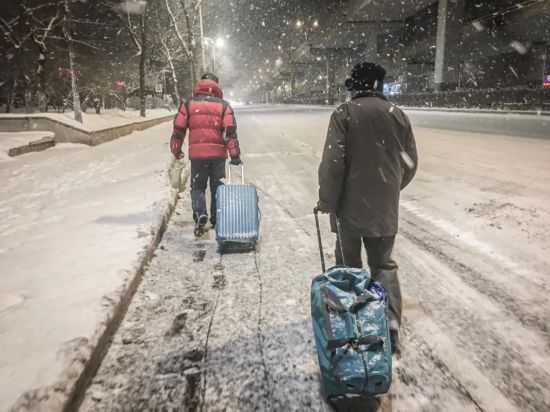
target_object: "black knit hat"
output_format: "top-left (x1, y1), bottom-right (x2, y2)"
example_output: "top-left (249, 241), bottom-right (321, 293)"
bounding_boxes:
top-left (201, 72), bottom-right (219, 83)
top-left (345, 62), bottom-right (386, 92)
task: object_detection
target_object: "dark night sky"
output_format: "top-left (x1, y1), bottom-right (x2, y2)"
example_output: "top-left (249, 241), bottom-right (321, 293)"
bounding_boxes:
top-left (204, 0), bottom-right (343, 94)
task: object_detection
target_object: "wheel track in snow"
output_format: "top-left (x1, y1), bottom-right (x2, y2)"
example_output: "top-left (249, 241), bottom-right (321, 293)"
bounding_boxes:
top-left (199, 254), bottom-right (224, 412)
top-left (253, 250), bottom-right (273, 399)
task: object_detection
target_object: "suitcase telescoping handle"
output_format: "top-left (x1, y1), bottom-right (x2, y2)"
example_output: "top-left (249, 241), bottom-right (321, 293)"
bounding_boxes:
top-left (227, 160), bottom-right (244, 184)
top-left (313, 207), bottom-right (346, 273)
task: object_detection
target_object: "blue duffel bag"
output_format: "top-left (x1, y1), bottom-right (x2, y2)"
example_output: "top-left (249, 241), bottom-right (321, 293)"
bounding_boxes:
top-left (311, 208), bottom-right (392, 398)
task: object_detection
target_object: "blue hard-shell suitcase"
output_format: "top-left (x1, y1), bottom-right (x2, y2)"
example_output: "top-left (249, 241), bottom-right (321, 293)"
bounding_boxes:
top-left (215, 162), bottom-right (259, 252)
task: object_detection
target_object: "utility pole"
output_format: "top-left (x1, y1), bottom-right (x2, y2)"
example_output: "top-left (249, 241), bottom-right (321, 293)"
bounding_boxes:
top-left (212, 43), bottom-right (216, 72)
top-left (326, 57), bottom-right (330, 99)
top-left (196, 0), bottom-right (206, 73)
top-left (63, 0), bottom-right (82, 123)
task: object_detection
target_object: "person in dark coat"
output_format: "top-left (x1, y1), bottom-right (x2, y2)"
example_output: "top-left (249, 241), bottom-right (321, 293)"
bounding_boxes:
top-left (317, 62), bottom-right (418, 353)
top-left (170, 73), bottom-right (241, 236)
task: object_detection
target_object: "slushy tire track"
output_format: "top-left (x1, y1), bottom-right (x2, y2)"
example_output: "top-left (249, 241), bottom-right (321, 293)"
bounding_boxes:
top-left (402, 217), bottom-right (550, 341)
top-left (400, 323), bottom-right (485, 412)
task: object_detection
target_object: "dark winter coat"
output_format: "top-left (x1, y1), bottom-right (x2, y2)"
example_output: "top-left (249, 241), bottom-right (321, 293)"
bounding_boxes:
top-left (318, 91), bottom-right (418, 237)
top-left (170, 79), bottom-right (240, 159)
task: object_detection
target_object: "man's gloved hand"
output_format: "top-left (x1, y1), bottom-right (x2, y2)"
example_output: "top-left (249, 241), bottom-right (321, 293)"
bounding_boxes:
top-left (316, 201), bottom-right (335, 214)
top-left (230, 156), bottom-right (242, 166)
top-left (174, 151), bottom-right (184, 160)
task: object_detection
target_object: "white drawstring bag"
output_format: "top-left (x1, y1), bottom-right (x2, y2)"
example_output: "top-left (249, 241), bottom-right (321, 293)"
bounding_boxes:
top-left (168, 157), bottom-right (185, 189)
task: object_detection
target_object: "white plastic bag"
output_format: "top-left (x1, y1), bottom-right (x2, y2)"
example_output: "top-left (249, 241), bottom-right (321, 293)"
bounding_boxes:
top-left (168, 157), bottom-right (185, 189)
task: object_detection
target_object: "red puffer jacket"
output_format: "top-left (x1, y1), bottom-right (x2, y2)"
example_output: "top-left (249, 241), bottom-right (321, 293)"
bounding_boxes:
top-left (170, 79), bottom-right (240, 159)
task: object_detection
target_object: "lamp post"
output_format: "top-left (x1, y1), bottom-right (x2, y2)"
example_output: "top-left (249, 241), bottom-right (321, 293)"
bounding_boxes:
top-left (203, 36), bottom-right (225, 72)
top-left (195, 0), bottom-right (206, 73)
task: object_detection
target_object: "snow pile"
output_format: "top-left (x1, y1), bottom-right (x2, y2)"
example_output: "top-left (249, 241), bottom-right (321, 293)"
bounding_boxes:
top-left (0, 121), bottom-right (178, 410)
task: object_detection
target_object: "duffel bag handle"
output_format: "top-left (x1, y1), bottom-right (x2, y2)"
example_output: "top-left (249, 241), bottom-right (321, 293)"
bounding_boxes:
top-left (227, 161), bottom-right (244, 184)
top-left (313, 207), bottom-right (346, 272)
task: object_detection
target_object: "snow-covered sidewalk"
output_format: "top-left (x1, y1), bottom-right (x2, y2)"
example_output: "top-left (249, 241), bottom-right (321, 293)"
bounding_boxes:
top-left (0, 121), bottom-right (179, 411)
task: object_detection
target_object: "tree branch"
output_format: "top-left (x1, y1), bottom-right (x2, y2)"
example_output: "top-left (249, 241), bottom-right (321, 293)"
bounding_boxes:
top-left (164, 0), bottom-right (191, 58)
top-left (99, 0), bottom-right (142, 53)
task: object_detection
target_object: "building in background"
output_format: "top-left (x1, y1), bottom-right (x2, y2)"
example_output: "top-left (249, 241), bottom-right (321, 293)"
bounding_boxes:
top-left (269, 0), bottom-right (550, 110)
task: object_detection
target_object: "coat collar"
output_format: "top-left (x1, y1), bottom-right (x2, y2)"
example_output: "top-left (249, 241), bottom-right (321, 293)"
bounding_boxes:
top-left (351, 90), bottom-right (387, 101)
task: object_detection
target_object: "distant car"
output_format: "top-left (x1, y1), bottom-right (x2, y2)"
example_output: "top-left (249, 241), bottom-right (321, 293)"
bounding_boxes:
top-left (228, 99), bottom-right (244, 107)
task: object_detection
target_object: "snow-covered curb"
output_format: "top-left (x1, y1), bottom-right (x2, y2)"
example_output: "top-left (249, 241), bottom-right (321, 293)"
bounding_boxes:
top-left (0, 111), bottom-right (176, 146)
top-left (11, 164), bottom-right (189, 412)
top-left (0, 109), bottom-right (176, 133)
top-left (399, 106), bottom-right (550, 116)
top-left (0, 132), bottom-right (55, 159)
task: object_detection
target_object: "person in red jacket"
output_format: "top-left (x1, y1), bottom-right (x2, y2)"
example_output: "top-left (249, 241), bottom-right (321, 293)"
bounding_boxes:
top-left (170, 73), bottom-right (241, 236)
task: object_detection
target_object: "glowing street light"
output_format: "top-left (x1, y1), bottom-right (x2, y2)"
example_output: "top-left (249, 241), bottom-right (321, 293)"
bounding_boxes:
top-left (313, 19), bottom-right (319, 28)
top-left (295, 19), bottom-right (303, 29)
top-left (203, 37), bottom-right (226, 72)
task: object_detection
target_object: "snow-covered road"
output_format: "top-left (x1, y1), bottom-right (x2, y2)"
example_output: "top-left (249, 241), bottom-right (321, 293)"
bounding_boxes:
top-left (83, 106), bottom-right (550, 411)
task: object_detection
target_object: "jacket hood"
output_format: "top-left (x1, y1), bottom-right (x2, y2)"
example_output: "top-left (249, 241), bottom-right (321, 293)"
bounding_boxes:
top-left (193, 79), bottom-right (223, 98)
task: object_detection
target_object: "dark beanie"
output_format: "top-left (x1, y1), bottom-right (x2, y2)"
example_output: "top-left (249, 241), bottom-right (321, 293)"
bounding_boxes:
top-left (345, 62), bottom-right (386, 92)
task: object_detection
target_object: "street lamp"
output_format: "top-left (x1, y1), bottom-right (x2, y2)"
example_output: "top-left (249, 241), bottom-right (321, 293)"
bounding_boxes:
top-left (203, 36), bottom-right (225, 72)
top-left (295, 19), bottom-right (303, 29)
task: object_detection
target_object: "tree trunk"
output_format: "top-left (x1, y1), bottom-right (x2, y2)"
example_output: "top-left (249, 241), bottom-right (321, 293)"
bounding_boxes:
top-left (160, 37), bottom-right (181, 104)
top-left (5, 77), bottom-right (16, 113)
top-left (139, 12), bottom-right (147, 117)
top-left (37, 49), bottom-right (48, 111)
top-left (63, 0), bottom-right (82, 123)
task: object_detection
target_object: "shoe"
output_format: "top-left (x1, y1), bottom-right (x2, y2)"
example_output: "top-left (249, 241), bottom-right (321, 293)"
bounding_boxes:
top-left (194, 215), bottom-right (208, 237)
top-left (390, 328), bottom-right (401, 356)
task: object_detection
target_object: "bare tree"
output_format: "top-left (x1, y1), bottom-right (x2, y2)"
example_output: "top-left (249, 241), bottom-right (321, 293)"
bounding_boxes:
top-left (164, 0), bottom-right (201, 87)
top-left (62, 0), bottom-right (82, 122)
top-left (153, 8), bottom-right (181, 103)
top-left (0, 1), bottom-right (62, 112)
top-left (24, 2), bottom-right (62, 110)
top-left (100, 0), bottom-right (153, 117)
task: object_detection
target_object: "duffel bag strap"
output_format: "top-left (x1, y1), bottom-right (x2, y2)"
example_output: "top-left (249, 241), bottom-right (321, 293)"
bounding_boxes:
top-left (321, 283), bottom-right (347, 314)
top-left (348, 289), bottom-right (378, 313)
top-left (327, 335), bottom-right (383, 352)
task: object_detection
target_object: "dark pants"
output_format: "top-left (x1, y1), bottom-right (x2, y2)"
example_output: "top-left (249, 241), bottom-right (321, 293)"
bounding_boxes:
top-left (335, 232), bottom-right (402, 331)
top-left (190, 158), bottom-right (225, 224)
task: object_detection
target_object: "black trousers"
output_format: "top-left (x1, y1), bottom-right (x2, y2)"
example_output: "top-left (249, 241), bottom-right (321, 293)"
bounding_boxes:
top-left (335, 232), bottom-right (402, 330)
top-left (190, 158), bottom-right (225, 224)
